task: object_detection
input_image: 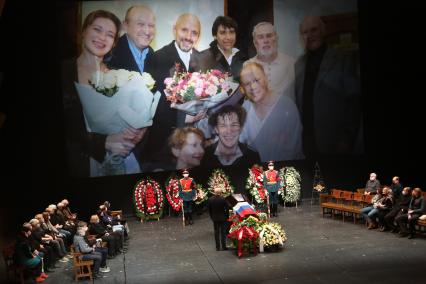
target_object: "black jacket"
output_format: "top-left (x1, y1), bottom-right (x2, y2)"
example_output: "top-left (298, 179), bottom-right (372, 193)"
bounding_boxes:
top-left (208, 195), bottom-right (229, 222)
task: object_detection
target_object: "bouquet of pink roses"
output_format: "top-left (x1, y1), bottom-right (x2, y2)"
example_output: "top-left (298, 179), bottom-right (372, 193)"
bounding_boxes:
top-left (164, 64), bottom-right (238, 115)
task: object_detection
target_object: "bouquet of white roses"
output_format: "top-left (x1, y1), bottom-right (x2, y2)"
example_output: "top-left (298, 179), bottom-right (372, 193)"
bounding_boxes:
top-left (164, 65), bottom-right (238, 115)
top-left (75, 69), bottom-right (160, 134)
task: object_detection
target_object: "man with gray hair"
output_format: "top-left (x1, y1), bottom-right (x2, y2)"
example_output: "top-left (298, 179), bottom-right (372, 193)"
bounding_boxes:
top-left (247, 22), bottom-right (296, 101)
top-left (295, 15), bottom-right (361, 157)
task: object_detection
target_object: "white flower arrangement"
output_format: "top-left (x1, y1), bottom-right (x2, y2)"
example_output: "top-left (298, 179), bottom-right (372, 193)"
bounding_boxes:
top-left (90, 69), bottom-right (155, 97)
top-left (259, 222), bottom-right (287, 251)
top-left (279, 167), bottom-right (301, 203)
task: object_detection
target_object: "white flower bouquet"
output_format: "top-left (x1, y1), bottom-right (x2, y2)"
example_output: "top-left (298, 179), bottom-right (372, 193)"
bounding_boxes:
top-left (258, 222), bottom-right (287, 252)
top-left (76, 69), bottom-right (160, 134)
top-left (164, 65), bottom-right (238, 115)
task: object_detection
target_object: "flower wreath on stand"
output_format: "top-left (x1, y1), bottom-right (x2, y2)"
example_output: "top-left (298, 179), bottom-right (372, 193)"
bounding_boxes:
top-left (165, 177), bottom-right (182, 212)
top-left (133, 178), bottom-right (164, 222)
top-left (207, 168), bottom-right (234, 198)
top-left (279, 167), bottom-right (301, 204)
top-left (246, 164), bottom-right (268, 205)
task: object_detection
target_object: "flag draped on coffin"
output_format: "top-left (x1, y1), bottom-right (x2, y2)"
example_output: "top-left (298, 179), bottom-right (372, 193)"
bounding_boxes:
top-left (233, 202), bottom-right (257, 218)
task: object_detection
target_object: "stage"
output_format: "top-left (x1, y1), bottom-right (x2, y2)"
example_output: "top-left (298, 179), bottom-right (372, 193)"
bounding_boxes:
top-left (42, 203), bottom-right (425, 284)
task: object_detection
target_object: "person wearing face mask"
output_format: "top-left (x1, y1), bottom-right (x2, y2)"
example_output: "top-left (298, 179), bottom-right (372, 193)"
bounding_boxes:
top-left (263, 161), bottom-right (282, 217)
top-left (239, 62), bottom-right (303, 162)
top-left (178, 169), bottom-right (197, 225)
top-left (144, 13), bottom-right (206, 161)
top-left (384, 187), bottom-right (412, 233)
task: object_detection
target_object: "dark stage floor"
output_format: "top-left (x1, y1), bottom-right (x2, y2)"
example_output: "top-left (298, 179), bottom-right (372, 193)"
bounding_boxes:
top-left (35, 203), bottom-right (425, 284)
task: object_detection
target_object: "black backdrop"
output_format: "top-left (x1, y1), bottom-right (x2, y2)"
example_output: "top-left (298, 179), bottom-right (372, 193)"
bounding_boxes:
top-left (0, 1), bottom-right (424, 239)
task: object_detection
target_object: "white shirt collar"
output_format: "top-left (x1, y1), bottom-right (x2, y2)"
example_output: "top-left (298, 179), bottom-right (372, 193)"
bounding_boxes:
top-left (174, 41), bottom-right (192, 70)
top-left (218, 46), bottom-right (239, 66)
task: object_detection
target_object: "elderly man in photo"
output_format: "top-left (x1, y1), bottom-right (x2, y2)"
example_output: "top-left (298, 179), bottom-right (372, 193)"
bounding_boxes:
top-left (247, 22), bottom-right (296, 101)
top-left (106, 4), bottom-right (155, 73)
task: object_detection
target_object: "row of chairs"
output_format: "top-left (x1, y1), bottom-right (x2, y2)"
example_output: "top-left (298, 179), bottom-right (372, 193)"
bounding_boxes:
top-left (320, 189), bottom-right (372, 223)
top-left (320, 189), bottom-right (426, 230)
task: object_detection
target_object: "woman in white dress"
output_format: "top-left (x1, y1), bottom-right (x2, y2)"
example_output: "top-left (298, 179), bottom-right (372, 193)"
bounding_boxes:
top-left (239, 62), bottom-right (304, 162)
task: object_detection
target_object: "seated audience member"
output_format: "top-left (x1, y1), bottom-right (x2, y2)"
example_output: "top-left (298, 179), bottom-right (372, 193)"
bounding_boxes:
top-left (14, 224), bottom-right (48, 283)
top-left (99, 205), bottom-right (128, 238)
top-left (89, 215), bottom-right (122, 258)
top-left (390, 176), bottom-right (403, 199)
top-left (395, 188), bottom-right (425, 239)
top-left (73, 223), bottom-right (110, 279)
top-left (57, 202), bottom-right (76, 227)
top-left (368, 186), bottom-right (394, 230)
top-left (61, 199), bottom-right (77, 222)
top-left (22, 222), bottom-right (56, 273)
top-left (384, 187), bottom-right (412, 233)
top-left (360, 186), bottom-right (382, 228)
top-left (46, 205), bottom-right (73, 242)
top-left (30, 218), bottom-right (69, 263)
top-left (365, 173), bottom-right (381, 195)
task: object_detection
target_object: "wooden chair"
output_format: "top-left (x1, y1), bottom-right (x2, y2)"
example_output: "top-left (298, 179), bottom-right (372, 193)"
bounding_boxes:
top-left (341, 191), bottom-right (354, 222)
top-left (356, 188), bottom-right (365, 194)
top-left (2, 242), bottom-right (25, 284)
top-left (70, 245), bottom-right (94, 281)
top-left (351, 192), bottom-right (365, 224)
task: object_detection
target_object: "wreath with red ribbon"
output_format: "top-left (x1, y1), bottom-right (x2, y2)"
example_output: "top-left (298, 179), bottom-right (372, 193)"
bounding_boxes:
top-left (134, 178), bottom-right (164, 220)
top-left (246, 164), bottom-right (268, 204)
top-left (165, 177), bottom-right (182, 212)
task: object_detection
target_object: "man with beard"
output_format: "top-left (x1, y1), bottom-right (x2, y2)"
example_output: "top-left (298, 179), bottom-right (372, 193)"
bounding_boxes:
top-left (246, 22), bottom-right (296, 102)
top-left (144, 13), bottom-right (205, 161)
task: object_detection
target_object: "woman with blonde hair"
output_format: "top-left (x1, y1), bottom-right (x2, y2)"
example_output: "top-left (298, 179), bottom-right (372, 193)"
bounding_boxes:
top-left (239, 62), bottom-right (303, 162)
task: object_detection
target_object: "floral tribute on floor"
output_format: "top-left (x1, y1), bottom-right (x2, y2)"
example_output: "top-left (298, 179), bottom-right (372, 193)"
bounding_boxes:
top-left (134, 178), bottom-right (164, 222)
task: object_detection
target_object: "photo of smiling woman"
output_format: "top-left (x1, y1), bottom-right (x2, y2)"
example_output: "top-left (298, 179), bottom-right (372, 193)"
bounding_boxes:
top-left (239, 61), bottom-right (304, 162)
top-left (62, 10), bottom-right (148, 177)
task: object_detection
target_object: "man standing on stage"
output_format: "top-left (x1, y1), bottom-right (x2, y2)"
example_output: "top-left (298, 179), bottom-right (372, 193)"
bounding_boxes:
top-left (263, 161), bottom-right (281, 217)
top-left (208, 187), bottom-right (230, 251)
top-left (178, 169), bottom-right (197, 225)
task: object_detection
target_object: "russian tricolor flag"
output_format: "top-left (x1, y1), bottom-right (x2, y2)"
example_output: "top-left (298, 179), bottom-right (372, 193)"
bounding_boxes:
top-left (233, 202), bottom-right (257, 218)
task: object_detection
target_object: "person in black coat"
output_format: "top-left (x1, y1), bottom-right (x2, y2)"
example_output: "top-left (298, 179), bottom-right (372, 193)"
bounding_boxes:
top-left (384, 187), bottom-right (412, 232)
top-left (89, 215), bottom-right (122, 258)
top-left (143, 13), bottom-right (205, 161)
top-left (208, 187), bottom-right (230, 251)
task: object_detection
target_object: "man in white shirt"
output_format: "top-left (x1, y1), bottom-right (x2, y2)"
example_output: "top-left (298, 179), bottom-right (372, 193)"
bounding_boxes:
top-left (247, 22), bottom-right (296, 101)
top-left (145, 14), bottom-right (205, 160)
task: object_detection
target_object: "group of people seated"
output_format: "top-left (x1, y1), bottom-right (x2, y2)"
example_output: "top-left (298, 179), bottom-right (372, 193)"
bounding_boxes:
top-left (361, 174), bottom-right (426, 239)
top-left (13, 199), bottom-right (129, 282)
